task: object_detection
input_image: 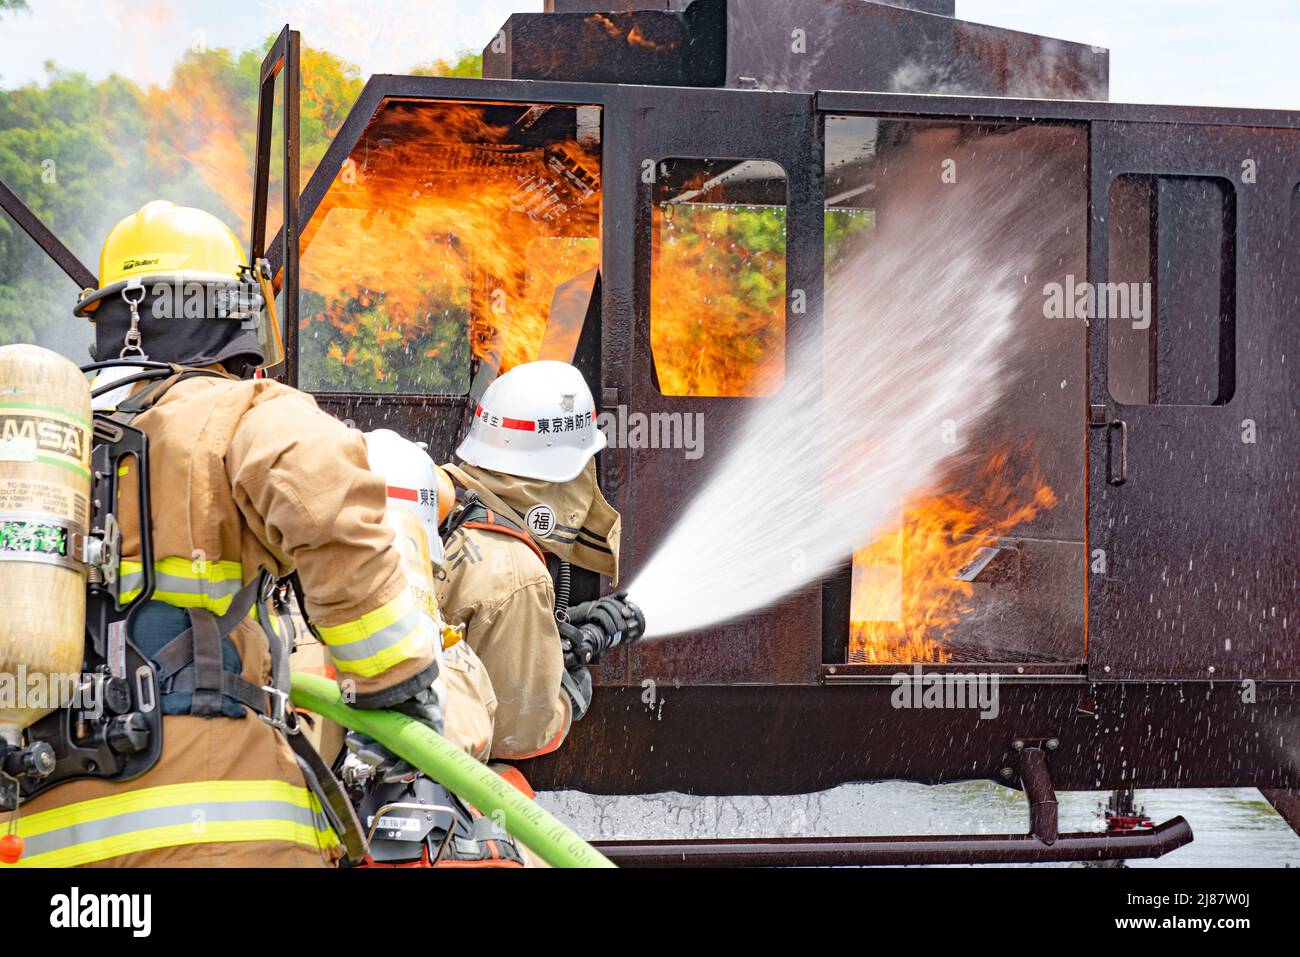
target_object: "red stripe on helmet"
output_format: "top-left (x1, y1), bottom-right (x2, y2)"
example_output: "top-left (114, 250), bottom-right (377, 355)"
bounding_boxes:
top-left (386, 485), bottom-right (419, 502)
top-left (476, 405), bottom-right (536, 431)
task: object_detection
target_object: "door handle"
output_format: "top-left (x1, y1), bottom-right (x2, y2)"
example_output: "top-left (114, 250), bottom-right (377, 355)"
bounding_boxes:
top-left (1107, 419), bottom-right (1128, 485)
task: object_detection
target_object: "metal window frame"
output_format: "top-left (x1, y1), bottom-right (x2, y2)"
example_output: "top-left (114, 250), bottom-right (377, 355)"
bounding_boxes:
top-left (0, 179), bottom-right (96, 292)
top-left (250, 25), bottom-right (301, 384)
top-left (266, 75), bottom-right (617, 399)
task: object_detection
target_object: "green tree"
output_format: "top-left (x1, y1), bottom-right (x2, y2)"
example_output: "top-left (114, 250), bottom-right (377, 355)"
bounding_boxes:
top-left (0, 41), bottom-right (482, 361)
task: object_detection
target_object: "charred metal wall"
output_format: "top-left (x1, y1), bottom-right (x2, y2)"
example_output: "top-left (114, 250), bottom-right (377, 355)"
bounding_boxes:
top-left (489, 0), bottom-right (1107, 100)
top-left (487, 1), bottom-right (728, 87)
top-left (546, 0), bottom-right (957, 13)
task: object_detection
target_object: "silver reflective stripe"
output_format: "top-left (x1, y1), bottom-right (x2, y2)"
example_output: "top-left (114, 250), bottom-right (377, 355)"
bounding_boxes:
top-left (323, 604), bottom-right (423, 662)
top-left (20, 799), bottom-right (331, 858)
top-left (119, 569), bottom-right (244, 601)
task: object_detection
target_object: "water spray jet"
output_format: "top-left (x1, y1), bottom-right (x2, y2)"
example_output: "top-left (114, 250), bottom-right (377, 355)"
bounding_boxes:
top-left (628, 126), bottom-right (1084, 640)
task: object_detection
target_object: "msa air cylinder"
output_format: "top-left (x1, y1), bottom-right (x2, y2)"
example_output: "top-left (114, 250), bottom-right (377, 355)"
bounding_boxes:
top-left (0, 344), bottom-right (92, 744)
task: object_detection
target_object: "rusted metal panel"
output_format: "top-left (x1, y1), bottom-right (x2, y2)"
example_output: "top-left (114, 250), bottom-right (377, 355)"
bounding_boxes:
top-left (1086, 120), bottom-right (1300, 681)
top-left (250, 26), bottom-right (300, 385)
top-left (493, 0), bottom-right (1104, 99)
top-left (547, 0), bottom-right (691, 11)
top-left (1260, 789), bottom-right (1300, 837)
top-left (724, 0), bottom-right (1105, 98)
top-left (486, 2), bottom-right (727, 87)
top-left (547, 0), bottom-right (957, 12)
top-left (611, 85), bottom-right (825, 686)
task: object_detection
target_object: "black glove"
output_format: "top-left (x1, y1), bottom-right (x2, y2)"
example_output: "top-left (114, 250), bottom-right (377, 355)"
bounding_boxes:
top-left (560, 661), bottom-right (593, 721)
top-left (557, 618), bottom-right (593, 720)
top-left (343, 685), bottom-right (443, 785)
top-left (562, 593), bottom-right (645, 667)
top-left (558, 617), bottom-right (589, 672)
top-left (391, 685), bottom-right (444, 735)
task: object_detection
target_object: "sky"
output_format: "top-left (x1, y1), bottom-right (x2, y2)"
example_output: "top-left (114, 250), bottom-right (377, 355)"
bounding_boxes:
top-left (0, 0), bottom-right (1298, 109)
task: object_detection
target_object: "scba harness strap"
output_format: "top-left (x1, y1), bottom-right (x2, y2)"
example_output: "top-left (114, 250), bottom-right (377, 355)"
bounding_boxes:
top-left (148, 572), bottom-right (287, 722)
top-left (441, 483), bottom-right (575, 614)
top-left (443, 486), bottom-right (548, 566)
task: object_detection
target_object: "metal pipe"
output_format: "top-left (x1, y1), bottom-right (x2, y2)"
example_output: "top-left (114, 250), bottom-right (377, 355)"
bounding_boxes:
top-left (592, 816), bottom-right (1193, 867)
top-left (1018, 747), bottom-right (1058, 845)
top-left (282, 29), bottom-right (300, 388)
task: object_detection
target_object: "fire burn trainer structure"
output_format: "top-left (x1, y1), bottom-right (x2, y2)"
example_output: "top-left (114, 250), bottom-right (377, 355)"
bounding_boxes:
top-left (2, 0), bottom-right (1298, 866)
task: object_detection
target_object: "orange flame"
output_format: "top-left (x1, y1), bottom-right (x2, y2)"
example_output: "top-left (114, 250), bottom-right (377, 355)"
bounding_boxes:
top-left (298, 101), bottom-right (600, 384)
top-left (650, 182), bottom-right (787, 397)
top-left (850, 450), bottom-right (1057, 664)
top-left (583, 14), bottom-right (677, 53)
top-left (142, 53), bottom-right (255, 237)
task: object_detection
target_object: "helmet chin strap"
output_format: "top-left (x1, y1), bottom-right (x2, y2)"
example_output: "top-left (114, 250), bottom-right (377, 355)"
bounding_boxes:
top-left (119, 279), bottom-right (149, 360)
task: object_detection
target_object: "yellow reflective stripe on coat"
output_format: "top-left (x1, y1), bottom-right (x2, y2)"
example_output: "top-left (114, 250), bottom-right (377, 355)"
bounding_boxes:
top-left (0, 780), bottom-right (337, 868)
top-left (118, 556), bottom-right (247, 614)
top-left (315, 588), bottom-right (430, 679)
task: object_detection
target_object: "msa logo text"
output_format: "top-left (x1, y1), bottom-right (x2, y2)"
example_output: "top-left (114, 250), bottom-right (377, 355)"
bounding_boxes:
top-left (0, 413), bottom-right (87, 460)
top-left (49, 887), bottom-right (152, 938)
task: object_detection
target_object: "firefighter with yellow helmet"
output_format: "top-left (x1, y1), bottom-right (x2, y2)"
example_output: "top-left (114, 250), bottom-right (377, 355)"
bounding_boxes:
top-left (0, 200), bottom-right (445, 867)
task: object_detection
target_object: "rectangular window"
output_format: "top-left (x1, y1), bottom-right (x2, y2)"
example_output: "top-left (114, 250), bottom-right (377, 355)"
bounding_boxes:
top-left (824, 115), bottom-right (1087, 668)
top-left (650, 157), bottom-right (787, 397)
top-left (1107, 174), bottom-right (1236, 406)
top-left (299, 99), bottom-right (602, 394)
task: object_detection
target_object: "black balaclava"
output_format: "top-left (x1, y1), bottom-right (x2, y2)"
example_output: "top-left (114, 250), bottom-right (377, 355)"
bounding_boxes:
top-left (90, 286), bottom-right (264, 376)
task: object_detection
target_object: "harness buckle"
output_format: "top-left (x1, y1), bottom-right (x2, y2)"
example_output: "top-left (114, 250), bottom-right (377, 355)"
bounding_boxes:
top-left (260, 686), bottom-right (300, 735)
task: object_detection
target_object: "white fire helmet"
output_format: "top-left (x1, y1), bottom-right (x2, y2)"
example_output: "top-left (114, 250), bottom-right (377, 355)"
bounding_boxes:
top-left (456, 360), bottom-right (606, 483)
top-left (364, 428), bottom-right (448, 567)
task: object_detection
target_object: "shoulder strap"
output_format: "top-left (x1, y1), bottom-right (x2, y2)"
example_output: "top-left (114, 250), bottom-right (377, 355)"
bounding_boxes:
top-left (461, 512), bottom-right (547, 567)
top-left (442, 486), bottom-right (548, 566)
top-left (111, 365), bottom-right (235, 425)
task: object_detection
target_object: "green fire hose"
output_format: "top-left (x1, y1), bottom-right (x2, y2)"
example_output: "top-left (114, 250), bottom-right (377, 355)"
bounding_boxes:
top-left (290, 672), bottom-right (614, 869)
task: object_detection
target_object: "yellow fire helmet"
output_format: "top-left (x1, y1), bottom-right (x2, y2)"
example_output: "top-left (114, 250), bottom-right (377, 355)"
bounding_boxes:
top-left (74, 200), bottom-right (284, 371)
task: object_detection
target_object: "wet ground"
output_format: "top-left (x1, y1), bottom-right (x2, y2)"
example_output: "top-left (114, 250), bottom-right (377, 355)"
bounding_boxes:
top-left (537, 783), bottom-right (1300, 866)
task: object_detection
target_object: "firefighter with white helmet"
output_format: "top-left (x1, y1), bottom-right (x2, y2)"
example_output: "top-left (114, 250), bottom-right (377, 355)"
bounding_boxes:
top-left (296, 429), bottom-right (521, 868)
top-left (456, 360), bottom-right (609, 482)
top-left (346, 428), bottom-right (497, 766)
top-left (439, 360), bottom-right (636, 766)
top-left (0, 201), bottom-right (444, 867)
